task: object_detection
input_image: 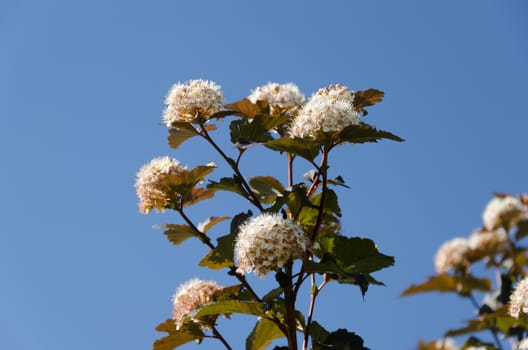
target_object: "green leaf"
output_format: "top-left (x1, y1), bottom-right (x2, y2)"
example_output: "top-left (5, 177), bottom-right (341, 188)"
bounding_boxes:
top-left (338, 122), bottom-right (404, 144)
top-left (246, 318), bottom-right (285, 350)
top-left (225, 98), bottom-right (270, 118)
top-left (197, 216), bottom-right (230, 234)
top-left (193, 300), bottom-right (266, 318)
top-left (153, 319), bottom-right (204, 350)
top-left (199, 231), bottom-right (236, 269)
top-left (250, 176), bottom-right (285, 204)
top-left (401, 273), bottom-right (492, 297)
top-left (314, 235), bottom-right (395, 274)
top-left (265, 137), bottom-right (321, 162)
top-left (207, 177), bottom-right (247, 198)
top-left (155, 224), bottom-right (196, 246)
top-left (353, 89), bottom-right (384, 116)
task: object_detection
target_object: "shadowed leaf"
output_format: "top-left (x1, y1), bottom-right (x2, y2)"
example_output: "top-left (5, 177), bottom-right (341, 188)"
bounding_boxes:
top-left (353, 89), bottom-right (384, 116)
top-left (338, 123), bottom-right (404, 144)
top-left (167, 123), bottom-right (216, 149)
top-left (312, 327), bottom-right (369, 350)
top-left (225, 98), bottom-right (270, 118)
top-left (314, 235), bottom-right (395, 274)
top-left (402, 273), bottom-right (491, 297)
top-left (515, 220), bottom-right (528, 241)
top-left (153, 319), bottom-right (204, 350)
top-left (246, 318), bottom-right (285, 350)
top-left (266, 137), bottom-right (321, 162)
top-left (182, 187), bottom-right (214, 207)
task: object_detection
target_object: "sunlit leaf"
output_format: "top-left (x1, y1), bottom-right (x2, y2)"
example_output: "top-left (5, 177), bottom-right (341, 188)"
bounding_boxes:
top-left (153, 319), bottom-right (204, 350)
top-left (338, 123), bottom-right (404, 144)
top-left (225, 98), bottom-right (270, 118)
top-left (155, 224), bottom-right (196, 246)
top-left (193, 300), bottom-right (266, 318)
top-left (197, 216), bottom-right (230, 234)
top-left (401, 273), bottom-right (491, 297)
top-left (250, 176), bottom-right (285, 204)
top-left (207, 176), bottom-right (247, 198)
top-left (199, 231), bottom-right (236, 269)
top-left (246, 318), bottom-right (285, 350)
top-left (265, 137), bottom-right (321, 162)
top-left (353, 89), bottom-right (384, 116)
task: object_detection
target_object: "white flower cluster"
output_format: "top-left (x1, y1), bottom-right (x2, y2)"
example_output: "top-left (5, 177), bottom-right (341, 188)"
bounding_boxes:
top-left (248, 82), bottom-right (305, 115)
top-left (163, 79), bottom-right (224, 125)
top-left (135, 156), bottom-right (188, 213)
top-left (235, 213), bottom-right (309, 278)
top-left (509, 277), bottom-right (528, 318)
top-left (467, 227), bottom-right (508, 256)
top-left (172, 278), bottom-right (223, 330)
top-left (434, 237), bottom-right (471, 274)
top-left (518, 338), bottom-right (528, 350)
top-left (482, 194), bottom-right (526, 231)
top-left (289, 84), bottom-right (360, 139)
top-left (434, 338), bottom-right (459, 350)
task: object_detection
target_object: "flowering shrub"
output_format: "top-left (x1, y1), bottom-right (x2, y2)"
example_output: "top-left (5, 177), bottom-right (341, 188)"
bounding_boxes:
top-left (136, 79), bottom-right (403, 349)
top-left (404, 193), bottom-right (528, 350)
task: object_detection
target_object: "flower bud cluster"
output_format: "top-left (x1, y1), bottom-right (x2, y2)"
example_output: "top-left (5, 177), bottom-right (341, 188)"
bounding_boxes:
top-left (163, 79), bottom-right (224, 125)
top-left (135, 156), bottom-right (188, 213)
top-left (289, 84), bottom-right (360, 140)
top-left (171, 278), bottom-right (223, 330)
top-left (235, 213), bottom-right (309, 278)
top-left (248, 82), bottom-right (305, 116)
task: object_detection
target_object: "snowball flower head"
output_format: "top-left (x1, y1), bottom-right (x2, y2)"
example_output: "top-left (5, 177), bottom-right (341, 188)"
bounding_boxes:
top-left (235, 213), bottom-right (309, 278)
top-left (172, 278), bottom-right (223, 330)
top-left (509, 277), bottom-right (528, 318)
top-left (135, 156), bottom-right (188, 213)
top-left (248, 82), bottom-right (305, 116)
top-left (517, 338), bottom-right (528, 350)
top-left (482, 195), bottom-right (525, 231)
top-left (163, 79), bottom-right (224, 125)
top-left (289, 84), bottom-right (360, 140)
top-left (434, 237), bottom-right (471, 274)
top-left (434, 338), bottom-right (459, 350)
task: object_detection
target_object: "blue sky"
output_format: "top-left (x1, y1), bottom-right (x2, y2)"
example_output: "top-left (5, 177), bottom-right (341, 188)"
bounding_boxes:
top-left (1, 1), bottom-right (527, 349)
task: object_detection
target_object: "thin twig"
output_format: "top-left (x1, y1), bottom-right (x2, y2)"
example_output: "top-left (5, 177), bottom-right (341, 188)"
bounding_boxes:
top-left (212, 325), bottom-right (233, 350)
top-left (199, 125), bottom-right (264, 212)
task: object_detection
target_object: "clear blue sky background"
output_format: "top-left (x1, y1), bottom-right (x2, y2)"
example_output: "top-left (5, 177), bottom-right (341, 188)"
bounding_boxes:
top-left (1, 1), bottom-right (527, 349)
